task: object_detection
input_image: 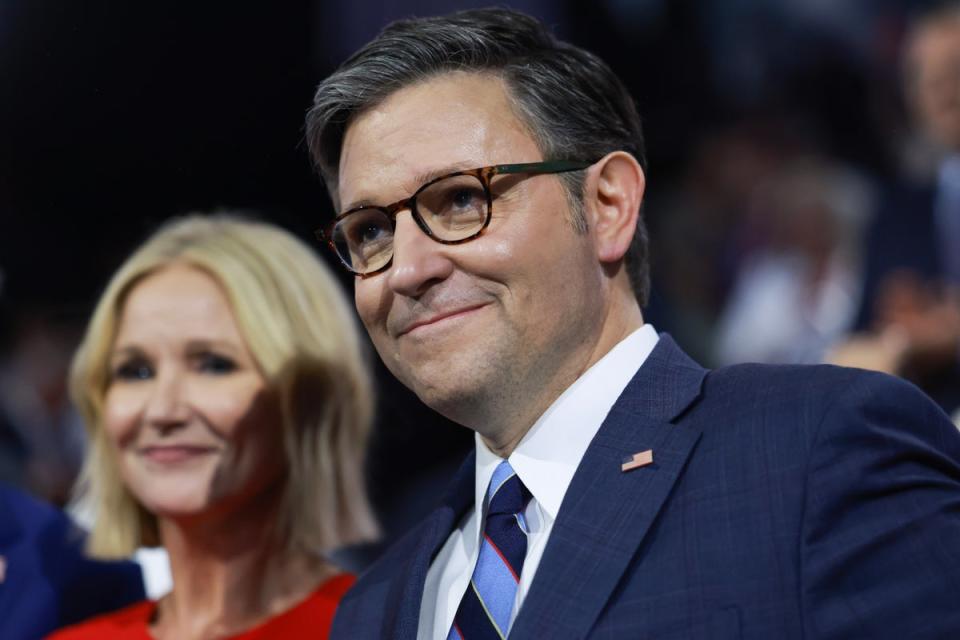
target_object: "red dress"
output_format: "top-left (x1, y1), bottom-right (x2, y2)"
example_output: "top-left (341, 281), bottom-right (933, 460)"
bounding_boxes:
top-left (47, 573), bottom-right (355, 639)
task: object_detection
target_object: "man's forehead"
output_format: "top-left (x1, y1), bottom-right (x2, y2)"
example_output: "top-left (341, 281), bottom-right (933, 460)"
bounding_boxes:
top-left (336, 72), bottom-right (539, 206)
top-left (338, 160), bottom-right (484, 212)
top-left (341, 73), bottom-right (515, 153)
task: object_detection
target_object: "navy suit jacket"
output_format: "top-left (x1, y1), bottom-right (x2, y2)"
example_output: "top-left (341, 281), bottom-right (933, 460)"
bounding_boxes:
top-left (332, 336), bottom-right (960, 639)
top-left (0, 485), bottom-right (145, 639)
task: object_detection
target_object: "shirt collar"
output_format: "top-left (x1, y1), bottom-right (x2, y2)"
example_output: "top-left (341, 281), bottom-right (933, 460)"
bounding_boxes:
top-left (473, 324), bottom-right (659, 523)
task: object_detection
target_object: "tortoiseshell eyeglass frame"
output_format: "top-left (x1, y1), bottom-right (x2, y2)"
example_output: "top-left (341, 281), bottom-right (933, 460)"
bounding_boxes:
top-left (316, 159), bottom-right (594, 277)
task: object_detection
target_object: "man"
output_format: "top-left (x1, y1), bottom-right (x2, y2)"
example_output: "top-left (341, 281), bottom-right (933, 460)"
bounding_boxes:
top-left (307, 9), bottom-right (960, 639)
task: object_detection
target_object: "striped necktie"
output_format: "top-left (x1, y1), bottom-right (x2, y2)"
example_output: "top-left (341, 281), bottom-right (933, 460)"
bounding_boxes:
top-left (448, 460), bottom-right (532, 640)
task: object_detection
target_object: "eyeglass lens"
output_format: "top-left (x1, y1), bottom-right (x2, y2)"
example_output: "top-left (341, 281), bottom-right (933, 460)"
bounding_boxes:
top-left (332, 173), bottom-right (488, 274)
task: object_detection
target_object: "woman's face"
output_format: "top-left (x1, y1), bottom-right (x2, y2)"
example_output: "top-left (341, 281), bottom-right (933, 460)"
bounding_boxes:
top-left (104, 264), bottom-right (285, 521)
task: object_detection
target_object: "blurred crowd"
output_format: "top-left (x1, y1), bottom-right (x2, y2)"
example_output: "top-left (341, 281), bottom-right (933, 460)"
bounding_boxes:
top-left (645, 2), bottom-right (960, 426)
top-left (0, 305), bottom-right (86, 504)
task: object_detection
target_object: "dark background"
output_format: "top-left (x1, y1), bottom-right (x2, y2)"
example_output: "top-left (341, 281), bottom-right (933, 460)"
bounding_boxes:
top-left (0, 0), bottom-right (942, 559)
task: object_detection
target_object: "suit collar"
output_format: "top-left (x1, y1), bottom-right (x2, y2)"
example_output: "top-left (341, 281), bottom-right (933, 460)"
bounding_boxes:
top-left (503, 325), bottom-right (660, 522)
top-left (611, 333), bottom-right (707, 423)
top-left (510, 334), bottom-right (707, 638)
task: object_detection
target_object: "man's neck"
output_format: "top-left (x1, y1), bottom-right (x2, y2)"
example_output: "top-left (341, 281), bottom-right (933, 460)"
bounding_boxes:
top-left (478, 304), bottom-right (644, 458)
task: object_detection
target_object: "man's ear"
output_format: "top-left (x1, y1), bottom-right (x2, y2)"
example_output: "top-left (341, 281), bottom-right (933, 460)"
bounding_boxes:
top-left (584, 151), bottom-right (645, 264)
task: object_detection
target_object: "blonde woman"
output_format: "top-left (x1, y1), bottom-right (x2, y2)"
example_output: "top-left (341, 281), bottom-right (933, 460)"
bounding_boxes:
top-left (51, 215), bottom-right (376, 639)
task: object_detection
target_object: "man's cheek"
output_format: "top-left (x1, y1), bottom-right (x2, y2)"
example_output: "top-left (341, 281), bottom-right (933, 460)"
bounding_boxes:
top-left (354, 289), bottom-right (379, 332)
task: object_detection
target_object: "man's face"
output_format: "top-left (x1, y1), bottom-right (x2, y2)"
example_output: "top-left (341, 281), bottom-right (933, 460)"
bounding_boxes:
top-left (909, 20), bottom-right (960, 150)
top-left (338, 72), bottom-right (605, 428)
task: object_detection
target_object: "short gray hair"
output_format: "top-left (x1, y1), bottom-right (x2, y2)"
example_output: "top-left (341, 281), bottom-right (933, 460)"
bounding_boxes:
top-left (306, 8), bottom-right (651, 306)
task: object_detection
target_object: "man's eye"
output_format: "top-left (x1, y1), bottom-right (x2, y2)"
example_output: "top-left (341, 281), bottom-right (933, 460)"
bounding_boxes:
top-left (445, 186), bottom-right (484, 212)
top-left (451, 187), bottom-right (477, 208)
top-left (197, 353), bottom-right (237, 374)
top-left (114, 361), bottom-right (153, 381)
top-left (356, 223), bottom-right (386, 244)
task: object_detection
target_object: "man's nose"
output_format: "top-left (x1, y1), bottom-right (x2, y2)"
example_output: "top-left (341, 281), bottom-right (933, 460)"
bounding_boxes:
top-left (387, 211), bottom-right (454, 297)
top-left (144, 370), bottom-right (190, 433)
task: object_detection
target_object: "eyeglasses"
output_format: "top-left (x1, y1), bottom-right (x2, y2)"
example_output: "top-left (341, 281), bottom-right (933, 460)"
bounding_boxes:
top-left (317, 160), bottom-right (593, 277)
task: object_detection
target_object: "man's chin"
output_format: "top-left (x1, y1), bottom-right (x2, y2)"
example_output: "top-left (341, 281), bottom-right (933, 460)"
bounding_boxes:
top-left (380, 342), bottom-right (503, 424)
top-left (406, 377), bottom-right (486, 425)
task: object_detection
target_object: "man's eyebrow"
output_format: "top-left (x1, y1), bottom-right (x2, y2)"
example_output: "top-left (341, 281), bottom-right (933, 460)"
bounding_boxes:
top-left (339, 197), bottom-right (377, 214)
top-left (411, 161), bottom-right (476, 187)
top-left (340, 161), bottom-right (479, 213)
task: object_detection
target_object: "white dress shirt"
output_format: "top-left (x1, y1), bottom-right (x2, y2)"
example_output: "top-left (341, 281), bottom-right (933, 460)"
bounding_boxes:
top-left (416, 324), bottom-right (659, 640)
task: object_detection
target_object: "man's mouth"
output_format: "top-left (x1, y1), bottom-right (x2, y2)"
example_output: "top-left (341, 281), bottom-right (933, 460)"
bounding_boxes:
top-left (398, 303), bottom-right (490, 336)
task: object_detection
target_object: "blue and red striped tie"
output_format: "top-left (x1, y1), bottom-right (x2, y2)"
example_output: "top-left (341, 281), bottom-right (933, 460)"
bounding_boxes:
top-left (448, 460), bottom-right (532, 640)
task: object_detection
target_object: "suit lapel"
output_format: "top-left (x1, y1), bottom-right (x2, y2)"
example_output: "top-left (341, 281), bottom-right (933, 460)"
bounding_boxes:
top-left (387, 451), bottom-right (476, 640)
top-left (510, 335), bottom-right (706, 639)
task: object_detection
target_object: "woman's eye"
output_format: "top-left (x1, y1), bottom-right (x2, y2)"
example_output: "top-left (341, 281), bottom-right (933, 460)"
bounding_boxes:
top-left (114, 361), bottom-right (153, 381)
top-left (197, 353), bottom-right (237, 374)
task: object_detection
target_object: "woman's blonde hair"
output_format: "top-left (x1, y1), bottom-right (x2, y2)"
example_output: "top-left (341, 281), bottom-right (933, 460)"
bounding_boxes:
top-left (70, 214), bottom-right (377, 558)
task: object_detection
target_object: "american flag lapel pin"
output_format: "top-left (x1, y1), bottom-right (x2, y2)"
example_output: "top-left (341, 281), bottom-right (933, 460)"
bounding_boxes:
top-left (621, 449), bottom-right (654, 472)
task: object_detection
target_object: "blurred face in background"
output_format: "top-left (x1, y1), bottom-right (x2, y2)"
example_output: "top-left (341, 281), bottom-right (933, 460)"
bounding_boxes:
top-left (907, 17), bottom-right (960, 151)
top-left (103, 264), bottom-right (285, 523)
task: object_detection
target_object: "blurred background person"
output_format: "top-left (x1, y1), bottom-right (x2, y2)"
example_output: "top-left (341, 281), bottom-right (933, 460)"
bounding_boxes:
top-left (830, 3), bottom-right (960, 419)
top-left (714, 156), bottom-right (873, 365)
top-left (50, 215), bottom-right (377, 639)
top-left (0, 274), bottom-right (143, 640)
top-left (0, 308), bottom-right (86, 504)
top-left (0, 482), bottom-right (144, 639)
